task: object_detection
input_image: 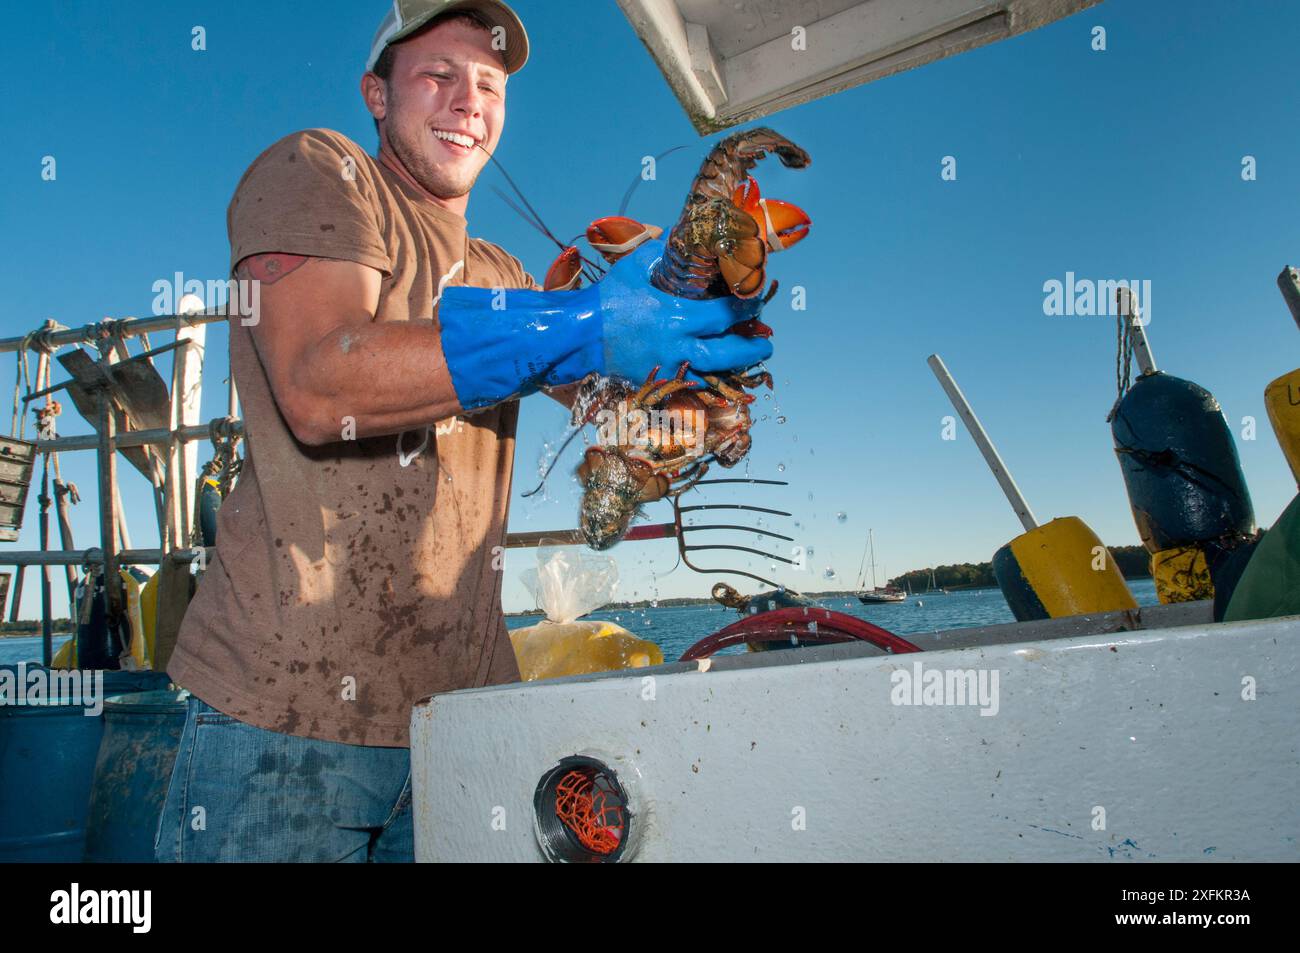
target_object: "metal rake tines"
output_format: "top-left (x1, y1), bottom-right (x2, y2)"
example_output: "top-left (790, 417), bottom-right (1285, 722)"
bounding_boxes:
top-left (670, 478), bottom-right (794, 588)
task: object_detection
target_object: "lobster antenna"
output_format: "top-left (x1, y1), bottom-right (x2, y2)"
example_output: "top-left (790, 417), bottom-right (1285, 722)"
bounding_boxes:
top-left (477, 143), bottom-right (569, 252)
top-left (491, 187), bottom-right (554, 242)
top-left (519, 423), bottom-right (586, 498)
top-left (619, 145), bottom-right (688, 216)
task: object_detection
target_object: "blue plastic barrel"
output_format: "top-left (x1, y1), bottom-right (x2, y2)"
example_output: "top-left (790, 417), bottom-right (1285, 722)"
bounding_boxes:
top-left (0, 666), bottom-right (171, 862)
top-left (83, 690), bottom-right (188, 863)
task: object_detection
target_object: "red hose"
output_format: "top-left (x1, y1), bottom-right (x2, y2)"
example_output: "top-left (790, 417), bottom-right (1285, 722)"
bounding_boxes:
top-left (679, 606), bottom-right (922, 661)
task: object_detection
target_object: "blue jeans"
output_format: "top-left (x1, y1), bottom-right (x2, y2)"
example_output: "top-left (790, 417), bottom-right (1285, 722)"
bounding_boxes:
top-left (154, 696), bottom-right (413, 862)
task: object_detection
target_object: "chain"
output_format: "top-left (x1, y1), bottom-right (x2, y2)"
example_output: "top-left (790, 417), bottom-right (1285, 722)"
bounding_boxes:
top-left (1106, 293), bottom-right (1136, 423)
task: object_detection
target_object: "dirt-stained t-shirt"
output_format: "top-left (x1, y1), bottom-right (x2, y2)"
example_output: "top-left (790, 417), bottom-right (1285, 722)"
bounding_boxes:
top-left (167, 128), bottom-right (537, 747)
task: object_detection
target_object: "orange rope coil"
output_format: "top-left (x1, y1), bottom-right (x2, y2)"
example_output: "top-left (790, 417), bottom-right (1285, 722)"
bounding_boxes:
top-left (553, 768), bottom-right (625, 856)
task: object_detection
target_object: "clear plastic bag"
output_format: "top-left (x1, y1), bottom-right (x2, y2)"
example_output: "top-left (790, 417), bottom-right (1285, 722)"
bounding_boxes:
top-left (519, 547), bottom-right (619, 625)
top-left (510, 547), bottom-right (662, 681)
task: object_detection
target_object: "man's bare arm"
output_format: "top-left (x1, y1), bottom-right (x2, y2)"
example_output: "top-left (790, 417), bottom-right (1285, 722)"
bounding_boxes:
top-left (239, 254), bottom-right (464, 446)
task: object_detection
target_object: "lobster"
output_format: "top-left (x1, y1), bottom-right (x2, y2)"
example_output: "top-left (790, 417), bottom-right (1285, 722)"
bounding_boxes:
top-left (542, 128), bottom-right (811, 550)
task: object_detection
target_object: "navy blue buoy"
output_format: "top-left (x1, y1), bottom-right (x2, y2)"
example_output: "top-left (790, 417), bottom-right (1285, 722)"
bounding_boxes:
top-left (1111, 372), bottom-right (1255, 552)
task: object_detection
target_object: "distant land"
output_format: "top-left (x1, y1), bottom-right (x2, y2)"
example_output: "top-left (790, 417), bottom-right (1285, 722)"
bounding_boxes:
top-left (508, 545), bottom-right (1154, 616)
top-left (0, 619), bottom-right (74, 638)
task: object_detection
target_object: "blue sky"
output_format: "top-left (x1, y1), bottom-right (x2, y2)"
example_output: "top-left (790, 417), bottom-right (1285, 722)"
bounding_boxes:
top-left (3, 0), bottom-right (1297, 616)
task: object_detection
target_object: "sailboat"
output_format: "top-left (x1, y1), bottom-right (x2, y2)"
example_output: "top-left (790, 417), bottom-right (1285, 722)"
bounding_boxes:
top-left (855, 530), bottom-right (906, 604)
top-left (922, 567), bottom-right (951, 595)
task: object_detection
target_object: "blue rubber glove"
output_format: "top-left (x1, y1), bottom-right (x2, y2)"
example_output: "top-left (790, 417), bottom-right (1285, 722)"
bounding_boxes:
top-left (437, 239), bottom-right (773, 409)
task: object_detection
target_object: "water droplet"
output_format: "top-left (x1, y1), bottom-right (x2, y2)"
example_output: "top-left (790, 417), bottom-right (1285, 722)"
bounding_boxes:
top-left (806, 546), bottom-right (815, 557)
top-left (807, 492), bottom-right (814, 501)
top-left (651, 600), bottom-right (658, 608)
top-left (776, 415), bottom-right (787, 425)
top-left (763, 393), bottom-right (771, 400)
top-left (823, 567), bottom-right (836, 579)
top-left (777, 462), bottom-right (786, 472)
top-left (836, 512), bottom-right (847, 523)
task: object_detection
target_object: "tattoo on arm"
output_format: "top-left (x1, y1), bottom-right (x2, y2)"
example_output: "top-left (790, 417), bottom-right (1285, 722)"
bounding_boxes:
top-left (235, 253), bottom-right (314, 284)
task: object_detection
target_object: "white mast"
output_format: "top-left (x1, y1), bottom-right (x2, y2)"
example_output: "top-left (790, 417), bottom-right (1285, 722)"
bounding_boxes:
top-left (868, 529), bottom-right (878, 590)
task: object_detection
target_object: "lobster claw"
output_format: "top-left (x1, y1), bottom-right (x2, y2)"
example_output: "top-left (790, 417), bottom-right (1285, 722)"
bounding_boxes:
top-left (727, 317), bottom-right (774, 338)
top-left (758, 198), bottom-right (810, 252)
top-left (544, 246), bottom-right (583, 291)
top-left (731, 176), bottom-right (766, 242)
top-left (587, 216), bottom-right (663, 264)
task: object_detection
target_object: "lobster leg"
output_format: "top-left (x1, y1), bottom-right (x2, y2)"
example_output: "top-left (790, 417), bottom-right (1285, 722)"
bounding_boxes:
top-left (700, 374), bottom-right (757, 405)
top-left (665, 460), bottom-right (711, 497)
top-left (732, 369), bottom-right (774, 390)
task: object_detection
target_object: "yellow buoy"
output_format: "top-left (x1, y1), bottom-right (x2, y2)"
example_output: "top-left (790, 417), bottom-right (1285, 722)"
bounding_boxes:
top-left (1151, 544), bottom-right (1214, 604)
top-left (1265, 369), bottom-right (1300, 487)
top-left (993, 517), bottom-right (1138, 620)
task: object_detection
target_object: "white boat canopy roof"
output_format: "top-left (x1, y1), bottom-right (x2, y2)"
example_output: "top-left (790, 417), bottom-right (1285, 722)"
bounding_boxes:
top-left (616, 0), bottom-right (1100, 134)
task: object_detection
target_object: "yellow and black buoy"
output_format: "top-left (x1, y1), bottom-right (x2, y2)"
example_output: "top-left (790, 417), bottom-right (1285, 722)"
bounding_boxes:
top-left (928, 355), bottom-right (1137, 622)
top-left (1107, 288), bottom-right (1256, 605)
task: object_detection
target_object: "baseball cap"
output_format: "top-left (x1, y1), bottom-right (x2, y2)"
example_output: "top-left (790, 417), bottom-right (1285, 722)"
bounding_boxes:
top-left (366, 0), bottom-right (529, 74)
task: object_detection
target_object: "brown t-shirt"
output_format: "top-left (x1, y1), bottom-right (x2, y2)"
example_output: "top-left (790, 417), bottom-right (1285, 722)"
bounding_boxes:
top-left (167, 128), bottom-right (537, 747)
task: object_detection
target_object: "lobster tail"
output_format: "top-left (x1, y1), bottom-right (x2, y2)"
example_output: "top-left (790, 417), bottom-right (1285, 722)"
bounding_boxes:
top-left (653, 127), bottom-right (809, 300)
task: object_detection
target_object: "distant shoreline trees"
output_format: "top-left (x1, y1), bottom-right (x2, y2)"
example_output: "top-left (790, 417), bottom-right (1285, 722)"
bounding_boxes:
top-left (887, 545), bottom-right (1151, 592)
top-left (506, 545), bottom-right (1155, 614)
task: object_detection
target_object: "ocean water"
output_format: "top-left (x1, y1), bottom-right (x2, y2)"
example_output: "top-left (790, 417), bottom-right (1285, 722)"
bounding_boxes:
top-left (0, 634), bottom-right (72, 667)
top-left (507, 577), bottom-right (1162, 662)
top-left (0, 579), bottom-right (1160, 668)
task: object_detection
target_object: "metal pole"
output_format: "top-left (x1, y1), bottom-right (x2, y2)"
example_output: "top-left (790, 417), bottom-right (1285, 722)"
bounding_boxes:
top-left (0, 310), bottom-right (229, 355)
top-left (1116, 286), bottom-right (1157, 375)
top-left (53, 481), bottom-right (78, 608)
top-left (927, 354), bottom-right (1039, 533)
top-left (38, 456), bottom-right (53, 667)
top-left (228, 375), bottom-right (240, 420)
top-left (34, 419), bottom-right (244, 454)
top-left (0, 523), bottom-right (683, 566)
top-left (0, 548), bottom-right (179, 567)
top-left (8, 567), bottom-right (24, 622)
top-left (1278, 266), bottom-right (1300, 331)
top-left (95, 388), bottom-right (123, 625)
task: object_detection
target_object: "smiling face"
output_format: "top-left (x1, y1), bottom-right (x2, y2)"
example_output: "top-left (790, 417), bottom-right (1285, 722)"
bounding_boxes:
top-left (363, 17), bottom-right (507, 214)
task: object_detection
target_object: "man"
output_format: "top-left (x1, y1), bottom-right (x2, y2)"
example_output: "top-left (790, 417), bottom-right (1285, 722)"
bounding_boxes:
top-left (155, 0), bottom-right (771, 862)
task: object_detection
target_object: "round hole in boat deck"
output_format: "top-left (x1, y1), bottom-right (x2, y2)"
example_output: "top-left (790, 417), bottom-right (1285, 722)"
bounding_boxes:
top-left (533, 757), bottom-right (629, 863)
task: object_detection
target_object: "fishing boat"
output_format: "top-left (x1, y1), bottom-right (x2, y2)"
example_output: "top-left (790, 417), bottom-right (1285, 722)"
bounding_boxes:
top-left (411, 597), bottom-right (1299, 862)
top-left (855, 529), bottom-right (906, 604)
